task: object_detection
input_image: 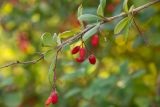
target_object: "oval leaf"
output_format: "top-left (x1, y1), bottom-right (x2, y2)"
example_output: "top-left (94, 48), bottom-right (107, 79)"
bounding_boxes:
top-left (48, 57), bottom-right (55, 84)
top-left (129, 5), bottom-right (135, 12)
top-left (97, 4), bottom-right (104, 16)
top-left (59, 31), bottom-right (75, 39)
top-left (83, 23), bottom-right (100, 41)
top-left (77, 4), bottom-right (83, 17)
top-left (78, 14), bottom-right (102, 22)
top-left (97, 0), bottom-right (106, 16)
top-left (123, 0), bottom-right (129, 12)
top-left (41, 32), bottom-right (55, 46)
top-left (114, 17), bottom-right (129, 34)
top-left (100, 0), bottom-right (106, 7)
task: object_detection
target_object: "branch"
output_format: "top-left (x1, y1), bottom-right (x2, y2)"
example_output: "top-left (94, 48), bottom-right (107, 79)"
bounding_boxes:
top-left (0, 0), bottom-right (159, 69)
top-left (0, 53), bottom-right (44, 69)
top-left (57, 0), bottom-right (160, 50)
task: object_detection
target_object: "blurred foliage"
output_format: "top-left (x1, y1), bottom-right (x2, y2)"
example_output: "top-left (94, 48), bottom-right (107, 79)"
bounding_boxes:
top-left (0, 0), bottom-right (160, 107)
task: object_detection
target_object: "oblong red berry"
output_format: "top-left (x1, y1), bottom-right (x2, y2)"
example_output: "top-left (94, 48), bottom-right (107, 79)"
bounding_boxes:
top-left (79, 48), bottom-right (86, 58)
top-left (45, 96), bottom-right (52, 106)
top-left (75, 57), bottom-right (84, 63)
top-left (51, 91), bottom-right (58, 104)
top-left (88, 54), bottom-right (96, 64)
top-left (91, 34), bottom-right (99, 47)
top-left (71, 46), bottom-right (80, 54)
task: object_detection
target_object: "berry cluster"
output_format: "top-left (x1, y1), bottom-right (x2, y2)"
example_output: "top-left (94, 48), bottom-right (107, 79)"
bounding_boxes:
top-left (45, 90), bottom-right (58, 106)
top-left (45, 34), bottom-right (99, 106)
top-left (71, 34), bottom-right (99, 65)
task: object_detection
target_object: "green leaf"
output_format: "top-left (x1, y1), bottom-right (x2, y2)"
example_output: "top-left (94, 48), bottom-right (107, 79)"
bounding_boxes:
top-left (119, 61), bottom-right (128, 75)
top-left (44, 49), bottom-right (55, 62)
top-left (77, 4), bottom-right (84, 28)
top-left (78, 14), bottom-right (102, 22)
top-left (58, 30), bottom-right (75, 39)
top-left (97, 4), bottom-right (104, 16)
top-left (83, 23), bottom-right (100, 41)
top-left (131, 70), bottom-right (145, 79)
top-left (41, 32), bottom-right (55, 46)
top-left (48, 57), bottom-right (55, 83)
top-left (56, 36), bottom-right (61, 45)
top-left (52, 33), bottom-right (61, 45)
top-left (97, 0), bottom-right (106, 16)
top-left (123, 22), bottom-right (130, 40)
top-left (129, 5), bottom-right (135, 12)
top-left (100, 0), bottom-right (106, 8)
top-left (64, 88), bottom-right (81, 98)
top-left (114, 17), bottom-right (129, 34)
top-left (123, 0), bottom-right (129, 12)
top-left (77, 4), bottom-right (83, 17)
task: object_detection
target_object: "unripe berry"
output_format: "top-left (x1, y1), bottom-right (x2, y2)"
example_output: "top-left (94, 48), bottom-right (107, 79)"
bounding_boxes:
top-left (91, 34), bottom-right (99, 47)
top-left (88, 54), bottom-right (96, 64)
top-left (71, 46), bottom-right (80, 54)
top-left (79, 48), bottom-right (86, 58)
top-left (75, 57), bottom-right (84, 63)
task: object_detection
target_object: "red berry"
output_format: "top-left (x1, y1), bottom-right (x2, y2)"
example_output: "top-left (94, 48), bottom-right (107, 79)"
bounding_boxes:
top-left (45, 96), bottom-right (52, 106)
top-left (91, 34), bottom-right (99, 47)
top-left (79, 48), bottom-right (86, 58)
top-left (51, 91), bottom-right (58, 104)
top-left (75, 57), bottom-right (84, 63)
top-left (107, 3), bottom-right (115, 12)
top-left (71, 46), bottom-right (80, 54)
top-left (88, 54), bottom-right (96, 64)
top-left (45, 91), bottom-right (58, 106)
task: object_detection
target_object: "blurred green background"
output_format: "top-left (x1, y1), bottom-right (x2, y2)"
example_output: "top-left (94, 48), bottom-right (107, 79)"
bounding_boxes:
top-left (0, 0), bottom-right (160, 107)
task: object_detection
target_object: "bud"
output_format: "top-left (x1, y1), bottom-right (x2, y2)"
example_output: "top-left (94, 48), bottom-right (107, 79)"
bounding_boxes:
top-left (79, 48), bottom-right (86, 58)
top-left (88, 54), bottom-right (96, 64)
top-left (91, 34), bottom-right (99, 47)
top-left (71, 46), bottom-right (80, 54)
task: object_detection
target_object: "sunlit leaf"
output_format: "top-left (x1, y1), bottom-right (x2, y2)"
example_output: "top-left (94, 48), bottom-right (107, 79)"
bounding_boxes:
top-left (97, 0), bottom-right (106, 16)
top-left (100, 0), bottom-right (106, 8)
top-left (129, 5), bottom-right (135, 12)
top-left (78, 14), bottom-right (102, 22)
top-left (97, 4), bottom-right (104, 16)
top-left (114, 17), bottom-right (129, 34)
top-left (123, 0), bottom-right (129, 12)
top-left (41, 32), bottom-right (56, 46)
top-left (58, 31), bottom-right (75, 39)
top-left (83, 23), bottom-right (100, 41)
top-left (77, 4), bottom-right (83, 17)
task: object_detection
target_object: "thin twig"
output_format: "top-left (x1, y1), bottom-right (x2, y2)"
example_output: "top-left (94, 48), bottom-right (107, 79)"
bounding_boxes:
top-left (133, 18), bottom-right (148, 44)
top-left (0, 53), bottom-right (44, 69)
top-left (0, 0), bottom-right (159, 69)
top-left (57, 0), bottom-right (160, 50)
top-left (52, 47), bottom-right (62, 90)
